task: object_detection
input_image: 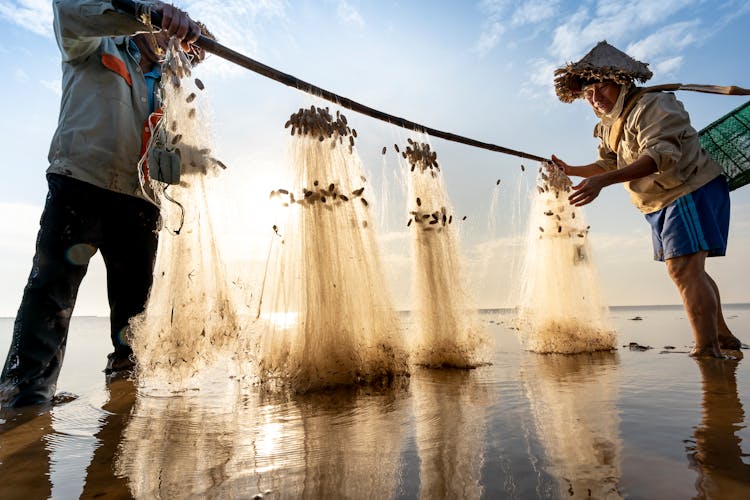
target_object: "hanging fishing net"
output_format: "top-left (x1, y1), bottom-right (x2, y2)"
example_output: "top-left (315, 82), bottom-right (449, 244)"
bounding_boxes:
top-left (129, 40), bottom-right (244, 390)
top-left (402, 139), bottom-right (492, 367)
top-left (252, 106), bottom-right (409, 391)
top-left (517, 165), bottom-right (615, 354)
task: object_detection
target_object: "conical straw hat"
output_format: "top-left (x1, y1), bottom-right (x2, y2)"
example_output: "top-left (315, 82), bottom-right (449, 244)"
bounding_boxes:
top-left (554, 40), bottom-right (652, 102)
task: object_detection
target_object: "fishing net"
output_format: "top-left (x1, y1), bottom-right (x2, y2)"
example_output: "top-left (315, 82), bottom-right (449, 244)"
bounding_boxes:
top-left (402, 139), bottom-right (492, 367)
top-left (252, 106), bottom-right (409, 391)
top-left (517, 165), bottom-right (615, 354)
top-left (699, 100), bottom-right (750, 191)
top-left (129, 41), bottom-right (244, 390)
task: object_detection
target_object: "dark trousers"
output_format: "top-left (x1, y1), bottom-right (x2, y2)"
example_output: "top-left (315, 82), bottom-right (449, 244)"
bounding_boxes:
top-left (0, 174), bottom-right (159, 406)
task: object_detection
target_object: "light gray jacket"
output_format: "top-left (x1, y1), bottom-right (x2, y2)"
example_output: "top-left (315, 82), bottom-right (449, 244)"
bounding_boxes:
top-left (48, 0), bottom-right (160, 201)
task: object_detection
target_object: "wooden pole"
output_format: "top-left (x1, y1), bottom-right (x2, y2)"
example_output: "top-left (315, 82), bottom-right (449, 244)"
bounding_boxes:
top-left (112, 0), bottom-right (550, 163)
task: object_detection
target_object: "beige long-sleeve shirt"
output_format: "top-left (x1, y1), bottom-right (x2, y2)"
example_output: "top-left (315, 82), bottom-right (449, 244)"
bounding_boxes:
top-left (594, 90), bottom-right (721, 214)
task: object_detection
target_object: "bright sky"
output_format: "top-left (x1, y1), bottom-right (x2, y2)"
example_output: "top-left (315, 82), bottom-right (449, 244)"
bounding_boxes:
top-left (1, 0), bottom-right (749, 316)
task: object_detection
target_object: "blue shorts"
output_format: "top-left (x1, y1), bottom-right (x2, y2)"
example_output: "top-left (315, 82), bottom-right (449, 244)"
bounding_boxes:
top-left (644, 175), bottom-right (730, 261)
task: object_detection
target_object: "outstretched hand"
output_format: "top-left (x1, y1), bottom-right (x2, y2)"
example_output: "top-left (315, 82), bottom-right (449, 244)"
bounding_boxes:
top-left (568, 176), bottom-right (606, 206)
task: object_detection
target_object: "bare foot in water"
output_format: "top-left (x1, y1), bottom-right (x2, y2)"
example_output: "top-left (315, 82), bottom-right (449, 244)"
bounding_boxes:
top-left (690, 345), bottom-right (725, 358)
top-left (718, 333), bottom-right (742, 350)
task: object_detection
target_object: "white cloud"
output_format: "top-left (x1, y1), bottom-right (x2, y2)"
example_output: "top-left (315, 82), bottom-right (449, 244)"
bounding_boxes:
top-left (522, 0), bottom-right (744, 102)
top-left (14, 67), bottom-right (28, 81)
top-left (474, 21), bottom-right (506, 56)
top-left (336, 0), bottom-right (364, 28)
top-left (549, 6), bottom-right (591, 61)
top-left (550, 0), bottom-right (699, 61)
top-left (0, 0), bottom-right (53, 37)
top-left (652, 56), bottom-right (684, 76)
top-left (472, 0), bottom-right (509, 56)
top-left (624, 20), bottom-right (699, 60)
top-left (519, 57), bottom-right (558, 100)
top-left (715, 0), bottom-right (750, 26)
top-left (511, 0), bottom-right (560, 26)
top-left (472, 0), bottom-right (560, 56)
top-left (181, 0), bottom-right (288, 78)
top-left (473, 0), bottom-right (560, 56)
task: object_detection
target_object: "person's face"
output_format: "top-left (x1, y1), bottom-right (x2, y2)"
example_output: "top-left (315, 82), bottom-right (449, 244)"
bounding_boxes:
top-left (582, 81), bottom-right (621, 114)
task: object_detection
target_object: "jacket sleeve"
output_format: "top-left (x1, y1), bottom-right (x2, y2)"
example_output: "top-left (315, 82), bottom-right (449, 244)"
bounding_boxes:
top-left (629, 93), bottom-right (687, 173)
top-left (593, 122), bottom-right (618, 172)
top-left (53, 0), bottom-right (159, 62)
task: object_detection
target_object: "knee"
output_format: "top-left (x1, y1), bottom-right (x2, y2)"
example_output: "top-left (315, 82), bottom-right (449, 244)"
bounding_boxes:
top-left (666, 258), bottom-right (690, 285)
top-left (666, 253), bottom-right (706, 286)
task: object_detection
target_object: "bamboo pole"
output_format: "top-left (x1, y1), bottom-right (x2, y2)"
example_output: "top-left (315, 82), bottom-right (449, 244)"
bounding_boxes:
top-left (643, 83), bottom-right (750, 95)
top-left (112, 0), bottom-right (550, 163)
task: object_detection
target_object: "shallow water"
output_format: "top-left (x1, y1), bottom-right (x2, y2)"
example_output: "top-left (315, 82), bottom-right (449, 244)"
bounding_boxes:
top-left (1, 305), bottom-right (749, 499)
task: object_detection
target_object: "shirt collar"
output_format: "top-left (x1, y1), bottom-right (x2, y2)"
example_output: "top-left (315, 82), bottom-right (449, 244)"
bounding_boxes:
top-left (127, 38), bottom-right (163, 78)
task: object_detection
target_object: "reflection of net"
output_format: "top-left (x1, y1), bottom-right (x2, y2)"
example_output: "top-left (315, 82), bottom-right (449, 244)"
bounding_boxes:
top-left (413, 369), bottom-right (494, 498)
top-left (517, 164), bottom-right (615, 354)
top-left (522, 352), bottom-right (622, 498)
top-left (699, 100), bottom-right (750, 191)
top-left (406, 140), bottom-right (491, 367)
top-left (253, 108), bottom-right (408, 391)
top-left (116, 383), bottom-right (409, 498)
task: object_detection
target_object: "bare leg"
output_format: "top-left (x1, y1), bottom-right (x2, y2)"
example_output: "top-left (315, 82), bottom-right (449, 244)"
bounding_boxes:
top-left (705, 274), bottom-right (741, 349)
top-left (665, 252), bottom-right (722, 357)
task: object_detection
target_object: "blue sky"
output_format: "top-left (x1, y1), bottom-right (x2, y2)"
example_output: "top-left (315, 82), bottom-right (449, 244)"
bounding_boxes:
top-left (1, 0), bottom-right (749, 315)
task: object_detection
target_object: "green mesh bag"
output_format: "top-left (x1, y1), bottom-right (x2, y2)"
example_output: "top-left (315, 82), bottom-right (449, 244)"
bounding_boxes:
top-left (698, 100), bottom-right (750, 191)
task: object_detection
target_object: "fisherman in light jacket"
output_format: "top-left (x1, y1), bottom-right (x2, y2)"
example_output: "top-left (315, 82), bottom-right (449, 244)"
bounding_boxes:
top-left (0, 0), bottom-right (202, 407)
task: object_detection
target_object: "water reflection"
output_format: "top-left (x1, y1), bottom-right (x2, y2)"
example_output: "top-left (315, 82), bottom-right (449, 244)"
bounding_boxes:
top-left (0, 378), bottom-right (136, 500)
top-left (115, 380), bottom-right (411, 498)
top-left (687, 356), bottom-right (750, 499)
top-left (0, 404), bottom-right (53, 499)
top-left (412, 368), bottom-right (495, 499)
top-left (521, 352), bottom-right (622, 499)
top-left (81, 377), bottom-right (137, 498)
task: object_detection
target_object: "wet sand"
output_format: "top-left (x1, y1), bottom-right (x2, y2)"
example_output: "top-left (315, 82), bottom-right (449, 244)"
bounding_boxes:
top-left (1, 305), bottom-right (749, 499)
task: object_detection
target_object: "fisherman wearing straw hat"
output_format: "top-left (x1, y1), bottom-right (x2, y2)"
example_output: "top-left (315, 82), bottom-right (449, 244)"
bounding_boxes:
top-left (550, 40), bottom-right (742, 358)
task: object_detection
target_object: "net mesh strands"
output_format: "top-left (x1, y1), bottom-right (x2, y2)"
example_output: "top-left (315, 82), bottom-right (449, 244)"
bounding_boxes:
top-left (404, 139), bottom-right (492, 368)
top-left (130, 42), bottom-right (242, 389)
top-left (517, 165), bottom-right (615, 354)
top-left (698, 100), bottom-right (750, 191)
top-left (254, 106), bottom-right (409, 392)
